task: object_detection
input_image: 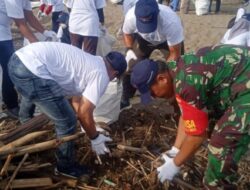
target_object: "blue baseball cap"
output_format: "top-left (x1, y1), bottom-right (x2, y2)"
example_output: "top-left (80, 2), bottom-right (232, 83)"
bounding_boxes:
top-left (131, 59), bottom-right (158, 104)
top-left (135, 0), bottom-right (159, 33)
top-left (105, 51), bottom-right (127, 77)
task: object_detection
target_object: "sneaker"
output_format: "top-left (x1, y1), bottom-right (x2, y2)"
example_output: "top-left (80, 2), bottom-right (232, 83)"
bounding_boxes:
top-left (120, 100), bottom-right (132, 111)
top-left (55, 162), bottom-right (91, 182)
top-left (6, 107), bottom-right (19, 119)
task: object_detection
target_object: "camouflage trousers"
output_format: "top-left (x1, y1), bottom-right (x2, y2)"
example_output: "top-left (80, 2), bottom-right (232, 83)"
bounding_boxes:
top-left (204, 96), bottom-right (250, 190)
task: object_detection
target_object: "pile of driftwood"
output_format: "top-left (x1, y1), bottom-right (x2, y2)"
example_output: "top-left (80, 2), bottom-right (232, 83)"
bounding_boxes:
top-left (0, 100), bottom-right (249, 189)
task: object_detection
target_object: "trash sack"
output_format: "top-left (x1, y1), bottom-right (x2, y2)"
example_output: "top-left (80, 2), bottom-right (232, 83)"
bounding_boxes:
top-left (195, 0), bottom-right (209, 16)
top-left (96, 27), bottom-right (116, 56)
top-left (94, 80), bottom-right (122, 124)
top-left (23, 32), bottom-right (58, 46)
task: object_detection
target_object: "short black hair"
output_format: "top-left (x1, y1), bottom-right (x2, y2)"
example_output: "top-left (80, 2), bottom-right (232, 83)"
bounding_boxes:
top-left (155, 60), bottom-right (169, 74)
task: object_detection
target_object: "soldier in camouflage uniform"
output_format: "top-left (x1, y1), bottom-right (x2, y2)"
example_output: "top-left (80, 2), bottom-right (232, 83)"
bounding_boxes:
top-left (130, 45), bottom-right (250, 189)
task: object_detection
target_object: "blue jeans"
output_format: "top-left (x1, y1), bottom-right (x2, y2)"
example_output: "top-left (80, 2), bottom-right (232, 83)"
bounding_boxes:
top-left (8, 54), bottom-right (77, 165)
top-left (0, 40), bottom-right (18, 109)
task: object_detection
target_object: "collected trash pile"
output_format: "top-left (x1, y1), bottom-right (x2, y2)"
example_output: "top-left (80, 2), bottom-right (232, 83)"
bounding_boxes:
top-left (0, 100), bottom-right (249, 189)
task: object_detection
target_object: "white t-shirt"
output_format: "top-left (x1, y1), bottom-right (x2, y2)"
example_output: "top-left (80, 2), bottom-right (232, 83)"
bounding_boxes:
top-left (0, 0), bottom-right (31, 41)
top-left (221, 18), bottom-right (250, 46)
top-left (123, 5), bottom-right (184, 46)
top-left (16, 42), bottom-right (110, 106)
top-left (63, 0), bottom-right (74, 9)
top-left (40, 0), bottom-right (64, 12)
top-left (69, 0), bottom-right (106, 36)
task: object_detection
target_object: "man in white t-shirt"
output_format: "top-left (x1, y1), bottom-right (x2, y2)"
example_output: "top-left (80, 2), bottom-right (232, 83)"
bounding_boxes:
top-left (121, 0), bottom-right (184, 109)
top-left (69, 0), bottom-right (106, 55)
top-left (37, 0), bottom-right (64, 32)
top-left (8, 42), bottom-right (127, 179)
top-left (0, 0), bottom-right (56, 118)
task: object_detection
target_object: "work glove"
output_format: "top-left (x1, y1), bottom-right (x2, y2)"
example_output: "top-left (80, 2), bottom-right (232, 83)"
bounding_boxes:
top-left (157, 154), bottom-right (180, 182)
top-left (43, 30), bottom-right (58, 42)
top-left (91, 134), bottom-right (112, 155)
top-left (166, 146), bottom-right (180, 158)
top-left (125, 49), bottom-right (137, 72)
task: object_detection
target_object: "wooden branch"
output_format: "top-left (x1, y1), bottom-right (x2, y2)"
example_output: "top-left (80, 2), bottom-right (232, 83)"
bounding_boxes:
top-left (0, 154), bottom-right (13, 176)
top-left (5, 153), bottom-right (29, 190)
top-left (0, 130), bottom-right (50, 152)
top-left (4, 178), bottom-right (53, 188)
top-left (0, 133), bottom-right (84, 158)
top-left (7, 163), bottom-right (52, 172)
top-left (117, 144), bottom-right (147, 153)
top-left (0, 114), bottom-right (50, 145)
top-left (172, 178), bottom-right (197, 190)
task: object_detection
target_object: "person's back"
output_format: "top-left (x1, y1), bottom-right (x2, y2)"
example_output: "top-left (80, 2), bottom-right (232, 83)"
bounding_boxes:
top-left (15, 42), bottom-right (109, 97)
top-left (169, 45), bottom-right (250, 116)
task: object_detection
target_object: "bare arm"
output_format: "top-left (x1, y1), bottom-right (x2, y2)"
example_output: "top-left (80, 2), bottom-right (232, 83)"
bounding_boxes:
top-left (71, 96), bottom-right (81, 113)
top-left (13, 18), bottom-right (38, 43)
top-left (123, 33), bottom-right (134, 49)
top-left (24, 10), bottom-right (45, 33)
top-left (174, 134), bottom-right (206, 166)
top-left (77, 96), bottom-right (98, 139)
top-left (166, 42), bottom-right (182, 62)
top-left (173, 116), bottom-right (187, 149)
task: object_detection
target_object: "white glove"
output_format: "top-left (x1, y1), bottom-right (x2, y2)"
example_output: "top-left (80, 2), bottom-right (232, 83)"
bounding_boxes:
top-left (125, 49), bottom-right (137, 72)
top-left (43, 30), bottom-right (58, 42)
top-left (157, 154), bottom-right (180, 182)
top-left (99, 24), bottom-right (107, 36)
top-left (125, 49), bottom-right (137, 63)
top-left (166, 146), bottom-right (180, 158)
top-left (91, 134), bottom-right (112, 155)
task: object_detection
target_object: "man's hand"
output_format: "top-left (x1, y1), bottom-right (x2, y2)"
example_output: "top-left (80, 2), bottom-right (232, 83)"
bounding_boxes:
top-left (157, 154), bottom-right (180, 182)
top-left (91, 134), bottom-right (112, 155)
top-left (166, 146), bottom-right (180, 158)
top-left (43, 30), bottom-right (58, 41)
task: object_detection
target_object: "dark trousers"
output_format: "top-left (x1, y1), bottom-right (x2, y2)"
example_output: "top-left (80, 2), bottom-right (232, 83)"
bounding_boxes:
top-left (70, 33), bottom-right (98, 55)
top-left (208, 0), bottom-right (221, 13)
top-left (122, 35), bottom-right (184, 103)
top-left (52, 11), bottom-right (62, 33)
top-left (8, 54), bottom-right (77, 164)
top-left (0, 40), bottom-right (18, 109)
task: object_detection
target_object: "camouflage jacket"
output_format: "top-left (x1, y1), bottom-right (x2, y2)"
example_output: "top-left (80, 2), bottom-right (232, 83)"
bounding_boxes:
top-left (169, 45), bottom-right (250, 118)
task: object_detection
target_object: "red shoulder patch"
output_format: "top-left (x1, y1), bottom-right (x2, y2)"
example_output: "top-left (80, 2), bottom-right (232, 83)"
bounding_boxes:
top-left (176, 94), bottom-right (208, 135)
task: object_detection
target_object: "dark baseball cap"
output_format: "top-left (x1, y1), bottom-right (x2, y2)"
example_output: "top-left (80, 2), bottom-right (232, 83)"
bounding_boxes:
top-left (131, 59), bottom-right (158, 104)
top-left (135, 0), bottom-right (159, 33)
top-left (105, 51), bottom-right (127, 77)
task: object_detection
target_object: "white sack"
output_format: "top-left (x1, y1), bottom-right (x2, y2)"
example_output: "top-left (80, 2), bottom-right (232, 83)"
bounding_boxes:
top-left (195, 0), bottom-right (209, 16)
top-left (94, 80), bottom-right (122, 124)
top-left (96, 28), bottom-right (116, 56)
